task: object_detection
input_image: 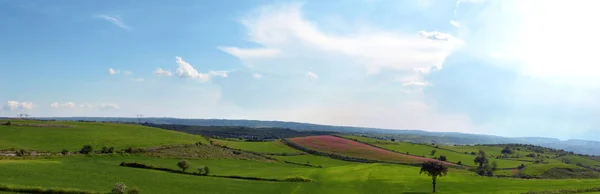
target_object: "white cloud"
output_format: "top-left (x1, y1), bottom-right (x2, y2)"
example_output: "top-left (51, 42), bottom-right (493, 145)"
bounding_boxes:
top-left (50, 102), bottom-right (77, 109)
top-left (5, 101), bottom-right (34, 110)
top-left (154, 68), bottom-right (173, 76)
top-left (450, 20), bottom-right (460, 27)
top-left (156, 56), bottom-right (229, 82)
top-left (218, 47), bottom-right (280, 59)
top-left (123, 71), bottom-right (132, 76)
top-left (305, 71), bottom-right (318, 81)
top-left (108, 68), bottom-right (119, 75)
top-left (209, 71), bottom-right (229, 78)
top-left (100, 103), bottom-right (120, 110)
top-left (132, 78), bottom-right (145, 82)
top-left (252, 73), bottom-right (263, 79)
top-left (96, 15), bottom-right (130, 29)
top-left (220, 3), bottom-right (463, 75)
top-left (175, 56), bottom-right (211, 81)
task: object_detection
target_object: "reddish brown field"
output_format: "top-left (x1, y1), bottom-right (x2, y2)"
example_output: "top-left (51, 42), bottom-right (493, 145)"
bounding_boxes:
top-left (289, 135), bottom-right (453, 165)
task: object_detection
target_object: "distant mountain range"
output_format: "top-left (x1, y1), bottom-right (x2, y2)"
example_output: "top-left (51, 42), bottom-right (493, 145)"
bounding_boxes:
top-left (29, 117), bottom-right (600, 156)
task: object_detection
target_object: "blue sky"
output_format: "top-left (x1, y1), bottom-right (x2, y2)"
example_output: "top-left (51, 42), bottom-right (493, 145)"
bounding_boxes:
top-left (2, 0), bottom-right (599, 140)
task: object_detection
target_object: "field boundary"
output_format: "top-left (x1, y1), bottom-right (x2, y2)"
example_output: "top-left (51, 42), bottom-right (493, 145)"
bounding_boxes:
top-left (119, 162), bottom-right (314, 182)
top-left (0, 183), bottom-right (101, 194)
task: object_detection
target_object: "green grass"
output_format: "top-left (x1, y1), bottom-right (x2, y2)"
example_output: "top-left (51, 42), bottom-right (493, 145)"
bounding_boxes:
top-left (344, 135), bottom-right (529, 169)
top-left (0, 120), bottom-right (208, 152)
top-left (212, 139), bottom-right (302, 154)
top-left (272, 155), bottom-right (358, 167)
top-left (519, 163), bottom-right (584, 176)
top-left (559, 155), bottom-right (600, 167)
top-left (1, 155), bottom-right (600, 193)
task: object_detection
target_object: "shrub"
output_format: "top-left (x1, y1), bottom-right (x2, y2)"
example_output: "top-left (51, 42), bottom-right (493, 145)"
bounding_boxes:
top-left (15, 149), bottom-right (29, 157)
top-left (438, 155), bottom-right (447, 161)
top-left (284, 177), bottom-right (313, 182)
top-left (61, 149), bottom-right (69, 155)
top-left (457, 161), bottom-right (462, 165)
top-left (197, 166), bottom-right (210, 175)
top-left (128, 188), bottom-right (141, 194)
top-left (6, 121), bottom-right (11, 125)
top-left (101, 146), bottom-right (115, 154)
top-left (430, 150), bottom-right (437, 156)
top-left (177, 160), bottom-right (190, 172)
top-left (111, 182), bottom-right (127, 194)
top-left (501, 146), bottom-right (514, 154)
top-left (79, 145), bottom-right (93, 154)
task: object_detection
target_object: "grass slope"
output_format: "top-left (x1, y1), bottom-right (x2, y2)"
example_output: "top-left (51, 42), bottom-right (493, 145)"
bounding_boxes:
top-left (0, 120), bottom-right (208, 152)
top-left (212, 139), bottom-right (302, 154)
top-left (1, 156), bottom-right (600, 193)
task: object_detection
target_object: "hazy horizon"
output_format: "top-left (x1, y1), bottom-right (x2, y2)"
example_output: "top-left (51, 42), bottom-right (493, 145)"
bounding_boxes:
top-left (2, 0), bottom-right (599, 141)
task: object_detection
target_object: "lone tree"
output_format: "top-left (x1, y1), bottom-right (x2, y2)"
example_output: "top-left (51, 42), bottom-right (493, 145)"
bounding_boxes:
top-left (431, 150), bottom-right (437, 156)
top-left (177, 160), bottom-right (190, 172)
top-left (474, 150), bottom-right (493, 176)
top-left (501, 146), bottom-right (514, 154)
top-left (79, 145), bottom-right (93, 154)
top-left (420, 161), bottom-right (448, 193)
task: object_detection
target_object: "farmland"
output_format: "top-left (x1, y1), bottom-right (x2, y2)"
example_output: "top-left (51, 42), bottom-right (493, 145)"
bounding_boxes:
top-left (1, 120), bottom-right (600, 194)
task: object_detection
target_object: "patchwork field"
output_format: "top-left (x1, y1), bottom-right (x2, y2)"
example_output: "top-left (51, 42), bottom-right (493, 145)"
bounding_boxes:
top-left (343, 135), bottom-right (529, 168)
top-left (1, 120), bottom-right (600, 194)
top-left (288, 135), bottom-right (456, 165)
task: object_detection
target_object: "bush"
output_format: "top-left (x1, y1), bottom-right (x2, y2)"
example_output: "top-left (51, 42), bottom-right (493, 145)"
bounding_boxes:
top-left (438, 155), bottom-right (447, 161)
top-left (15, 149), bottom-right (29, 157)
top-left (177, 160), bottom-right (190, 172)
top-left (111, 182), bottom-right (127, 194)
top-left (457, 161), bottom-right (462, 165)
top-left (79, 145), bottom-right (93, 154)
top-left (197, 166), bottom-right (210, 175)
top-left (431, 150), bottom-right (436, 156)
top-left (101, 146), bottom-right (115, 154)
top-left (128, 188), bottom-right (141, 194)
top-left (61, 149), bottom-right (69, 155)
top-left (6, 121), bottom-right (11, 125)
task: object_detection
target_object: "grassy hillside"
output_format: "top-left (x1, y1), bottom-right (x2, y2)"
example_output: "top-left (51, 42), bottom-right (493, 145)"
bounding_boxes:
top-left (288, 135), bottom-right (454, 165)
top-left (1, 156), bottom-right (600, 193)
top-left (0, 120), bottom-right (208, 152)
top-left (212, 139), bottom-right (302, 154)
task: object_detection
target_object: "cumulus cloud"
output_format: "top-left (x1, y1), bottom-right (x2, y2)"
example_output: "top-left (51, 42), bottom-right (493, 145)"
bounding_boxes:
top-left (96, 15), bottom-right (130, 29)
top-left (100, 103), bottom-right (120, 110)
top-left (220, 3), bottom-right (463, 75)
top-left (305, 71), bottom-right (318, 81)
top-left (154, 68), bottom-right (173, 76)
top-left (175, 56), bottom-right (211, 81)
top-left (156, 56), bottom-right (229, 82)
top-left (50, 102), bottom-right (77, 109)
top-left (4, 101), bottom-right (34, 110)
top-left (108, 68), bottom-right (119, 75)
top-left (252, 73), bottom-right (263, 79)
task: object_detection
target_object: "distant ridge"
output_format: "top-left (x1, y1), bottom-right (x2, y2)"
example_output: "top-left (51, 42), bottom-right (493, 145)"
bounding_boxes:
top-left (29, 117), bottom-right (600, 156)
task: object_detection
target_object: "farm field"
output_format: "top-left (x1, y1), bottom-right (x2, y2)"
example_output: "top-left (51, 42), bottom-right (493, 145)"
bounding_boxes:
top-left (1, 155), bottom-right (600, 194)
top-left (211, 139), bottom-right (302, 154)
top-left (0, 120), bottom-right (208, 152)
top-left (287, 135), bottom-right (452, 165)
top-left (1, 121), bottom-right (600, 193)
top-left (343, 135), bottom-right (529, 168)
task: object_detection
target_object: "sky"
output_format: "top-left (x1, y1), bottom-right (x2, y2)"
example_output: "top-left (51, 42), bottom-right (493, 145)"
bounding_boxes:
top-left (1, 0), bottom-right (600, 141)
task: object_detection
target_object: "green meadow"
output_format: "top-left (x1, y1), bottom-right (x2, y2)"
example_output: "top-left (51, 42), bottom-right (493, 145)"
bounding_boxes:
top-left (1, 121), bottom-right (599, 193)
